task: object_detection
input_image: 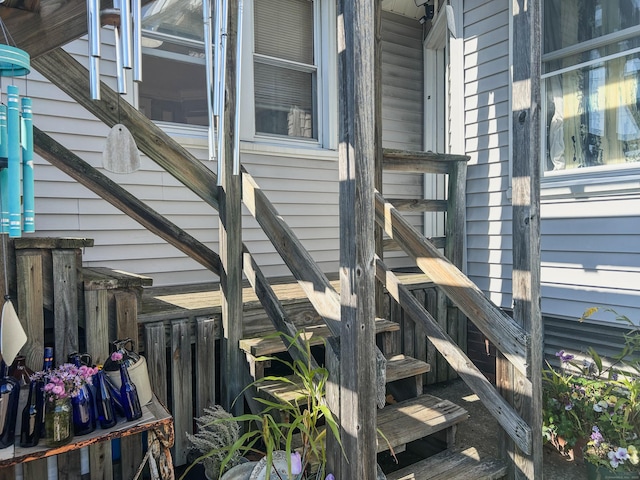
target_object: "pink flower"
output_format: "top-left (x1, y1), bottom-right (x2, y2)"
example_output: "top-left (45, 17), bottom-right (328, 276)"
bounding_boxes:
top-left (51, 385), bottom-right (65, 397)
top-left (111, 352), bottom-right (124, 362)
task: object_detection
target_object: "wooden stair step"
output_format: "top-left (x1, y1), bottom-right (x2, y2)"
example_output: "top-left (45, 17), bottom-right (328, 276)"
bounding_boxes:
top-left (256, 355), bottom-right (430, 405)
top-left (385, 446), bottom-right (507, 480)
top-left (239, 318), bottom-right (400, 357)
top-left (376, 394), bottom-right (467, 454)
top-left (385, 355), bottom-right (430, 383)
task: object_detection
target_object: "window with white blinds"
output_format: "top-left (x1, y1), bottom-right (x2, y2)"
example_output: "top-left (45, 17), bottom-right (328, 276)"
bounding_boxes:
top-left (254, 0), bottom-right (317, 139)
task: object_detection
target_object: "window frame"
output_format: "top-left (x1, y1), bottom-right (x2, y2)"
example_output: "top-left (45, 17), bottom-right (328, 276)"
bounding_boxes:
top-left (240, 0), bottom-right (337, 151)
top-left (138, 0), bottom-right (337, 154)
top-left (539, 3), bottom-right (640, 196)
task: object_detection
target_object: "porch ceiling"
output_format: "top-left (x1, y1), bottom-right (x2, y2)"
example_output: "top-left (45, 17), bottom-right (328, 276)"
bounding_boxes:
top-left (381, 0), bottom-right (424, 20)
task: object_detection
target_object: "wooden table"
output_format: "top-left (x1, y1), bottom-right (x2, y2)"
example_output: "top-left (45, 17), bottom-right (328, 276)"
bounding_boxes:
top-left (0, 396), bottom-right (174, 480)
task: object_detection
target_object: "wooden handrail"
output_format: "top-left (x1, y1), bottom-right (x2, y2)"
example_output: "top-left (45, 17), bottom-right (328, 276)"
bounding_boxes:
top-left (376, 256), bottom-right (532, 454)
top-left (374, 190), bottom-right (531, 377)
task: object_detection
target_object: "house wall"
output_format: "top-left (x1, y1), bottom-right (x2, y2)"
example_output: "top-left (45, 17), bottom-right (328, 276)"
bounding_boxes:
top-left (462, 0), bottom-right (640, 356)
top-left (28, 11), bottom-right (424, 286)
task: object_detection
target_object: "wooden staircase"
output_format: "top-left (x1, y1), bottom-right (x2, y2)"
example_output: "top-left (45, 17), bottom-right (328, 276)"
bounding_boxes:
top-left (238, 302), bottom-right (506, 479)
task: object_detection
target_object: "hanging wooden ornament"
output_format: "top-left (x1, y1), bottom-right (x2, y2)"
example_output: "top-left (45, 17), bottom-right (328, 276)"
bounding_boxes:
top-left (102, 123), bottom-right (141, 174)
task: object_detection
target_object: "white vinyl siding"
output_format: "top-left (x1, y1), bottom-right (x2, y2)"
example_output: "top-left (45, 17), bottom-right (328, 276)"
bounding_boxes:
top-left (381, 11), bottom-right (425, 269)
top-left (463, 0), bottom-right (512, 308)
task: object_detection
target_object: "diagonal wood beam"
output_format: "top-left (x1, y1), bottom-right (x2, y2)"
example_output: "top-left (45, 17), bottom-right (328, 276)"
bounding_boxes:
top-left (376, 255), bottom-right (532, 455)
top-left (0, 0), bottom-right (154, 60)
top-left (32, 48), bottom-right (220, 210)
top-left (33, 125), bottom-right (221, 276)
top-left (374, 190), bottom-right (531, 377)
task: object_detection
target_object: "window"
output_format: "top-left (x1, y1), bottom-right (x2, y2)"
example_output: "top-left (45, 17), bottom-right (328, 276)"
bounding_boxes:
top-left (138, 0), bottom-right (208, 126)
top-left (542, 0), bottom-right (640, 175)
top-left (253, 0), bottom-right (318, 140)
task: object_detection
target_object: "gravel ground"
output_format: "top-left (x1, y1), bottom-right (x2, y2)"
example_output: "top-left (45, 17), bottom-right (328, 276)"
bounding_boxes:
top-left (428, 378), bottom-right (588, 480)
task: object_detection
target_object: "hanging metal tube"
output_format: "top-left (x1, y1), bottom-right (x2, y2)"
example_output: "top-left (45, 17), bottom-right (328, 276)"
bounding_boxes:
top-left (232, 0), bottom-right (243, 176)
top-left (120, 0), bottom-right (133, 69)
top-left (88, 0), bottom-right (101, 57)
top-left (114, 25), bottom-right (127, 94)
top-left (203, 0), bottom-right (215, 161)
top-left (88, 0), bottom-right (101, 99)
top-left (89, 55), bottom-right (101, 100)
top-left (216, 0), bottom-right (228, 186)
top-left (132, 0), bottom-right (142, 82)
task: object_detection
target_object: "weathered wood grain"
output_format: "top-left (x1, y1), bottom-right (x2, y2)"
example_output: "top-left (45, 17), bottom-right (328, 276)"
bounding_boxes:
top-left (171, 319), bottom-right (192, 466)
top-left (84, 288), bottom-right (113, 480)
top-left (195, 318), bottom-right (216, 416)
top-left (218, 0), bottom-right (243, 417)
top-left (52, 249), bottom-right (79, 365)
top-left (502, 1), bottom-right (543, 478)
top-left (375, 191), bottom-right (530, 377)
top-left (15, 252), bottom-right (44, 372)
top-left (337, 0), bottom-right (378, 477)
top-left (387, 198), bottom-right (448, 212)
top-left (144, 323), bottom-right (168, 406)
top-left (376, 257), bottom-right (532, 454)
top-left (382, 149), bottom-right (470, 174)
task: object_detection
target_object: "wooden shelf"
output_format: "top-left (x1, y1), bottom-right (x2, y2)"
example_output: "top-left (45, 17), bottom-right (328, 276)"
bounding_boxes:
top-left (0, 395), bottom-right (173, 468)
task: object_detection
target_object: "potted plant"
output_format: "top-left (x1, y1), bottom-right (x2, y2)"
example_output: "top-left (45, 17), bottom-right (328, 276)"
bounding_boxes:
top-left (181, 330), bottom-right (342, 480)
top-left (186, 405), bottom-right (243, 479)
top-left (543, 308), bottom-right (640, 479)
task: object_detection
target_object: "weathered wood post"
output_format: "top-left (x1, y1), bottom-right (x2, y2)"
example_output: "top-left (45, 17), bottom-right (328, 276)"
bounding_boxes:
top-left (219, 0), bottom-right (244, 416)
top-left (497, 0), bottom-right (543, 478)
top-left (336, 0), bottom-right (377, 477)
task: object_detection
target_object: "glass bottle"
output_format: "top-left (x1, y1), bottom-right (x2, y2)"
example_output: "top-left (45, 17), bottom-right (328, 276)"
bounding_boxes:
top-left (20, 379), bottom-right (42, 447)
top-left (9, 355), bottom-right (34, 387)
top-left (38, 346), bottom-right (54, 438)
top-left (69, 355), bottom-right (96, 436)
top-left (94, 369), bottom-right (117, 429)
top-left (0, 360), bottom-right (20, 448)
top-left (42, 347), bottom-right (53, 371)
top-left (119, 363), bottom-right (142, 421)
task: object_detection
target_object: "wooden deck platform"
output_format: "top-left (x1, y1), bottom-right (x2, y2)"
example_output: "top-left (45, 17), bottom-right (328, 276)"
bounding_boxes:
top-left (138, 272), bottom-right (434, 334)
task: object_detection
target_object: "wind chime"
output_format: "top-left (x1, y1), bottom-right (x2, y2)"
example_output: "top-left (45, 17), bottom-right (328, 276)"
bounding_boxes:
top-left (0, 24), bottom-right (34, 239)
top-left (204, 0), bottom-right (242, 184)
top-left (87, 0), bottom-right (143, 174)
top-left (87, 0), bottom-right (143, 100)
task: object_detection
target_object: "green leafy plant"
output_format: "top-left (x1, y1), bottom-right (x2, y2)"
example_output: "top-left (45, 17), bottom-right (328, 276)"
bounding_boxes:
top-left (181, 330), bottom-right (343, 480)
top-left (542, 308), bottom-right (640, 472)
top-left (185, 405), bottom-right (242, 479)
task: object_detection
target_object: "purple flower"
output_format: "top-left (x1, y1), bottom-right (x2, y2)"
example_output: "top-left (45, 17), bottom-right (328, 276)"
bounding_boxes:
top-left (609, 447), bottom-right (630, 468)
top-left (555, 350), bottom-right (575, 363)
top-left (325, 475), bottom-right (335, 480)
top-left (590, 426), bottom-right (604, 447)
top-left (290, 452), bottom-right (302, 475)
top-left (564, 402), bottom-right (574, 411)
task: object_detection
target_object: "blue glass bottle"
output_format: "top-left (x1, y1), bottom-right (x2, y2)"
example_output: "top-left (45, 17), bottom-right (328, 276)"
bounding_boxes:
top-left (0, 360), bottom-right (20, 448)
top-left (38, 346), bottom-right (54, 438)
top-left (94, 369), bottom-right (117, 429)
top-left (119, 363), bottom-right (142, 421)
top-left (69, 355), bottom-right (96, 436)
